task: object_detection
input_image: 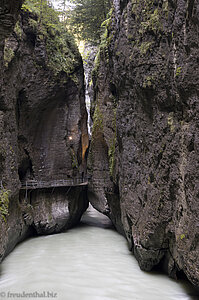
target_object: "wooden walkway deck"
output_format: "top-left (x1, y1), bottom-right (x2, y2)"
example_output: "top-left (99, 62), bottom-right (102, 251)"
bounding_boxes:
top-left (21, 178), bottom-right (88, 190)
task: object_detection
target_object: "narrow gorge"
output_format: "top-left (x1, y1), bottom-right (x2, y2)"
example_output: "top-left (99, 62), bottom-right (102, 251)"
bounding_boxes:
top-left (0, 0), bottom-right (198, 293)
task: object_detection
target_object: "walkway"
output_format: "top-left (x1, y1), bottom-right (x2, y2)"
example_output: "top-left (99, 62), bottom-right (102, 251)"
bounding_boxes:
top-left (21, 178), bottom-right (88, 190)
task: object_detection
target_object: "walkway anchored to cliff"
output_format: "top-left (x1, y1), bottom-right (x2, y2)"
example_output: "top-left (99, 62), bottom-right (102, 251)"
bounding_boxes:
top-left (21, 178), bottom-right (88, 190)
top-left (1, 178), bottom-right (114, 193)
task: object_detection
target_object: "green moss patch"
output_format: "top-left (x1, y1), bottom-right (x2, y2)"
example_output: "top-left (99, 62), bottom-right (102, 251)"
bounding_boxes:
top-left (22, 0), bottom-right (80, 76)
top-left (0, 189), bottom-right (10, 222)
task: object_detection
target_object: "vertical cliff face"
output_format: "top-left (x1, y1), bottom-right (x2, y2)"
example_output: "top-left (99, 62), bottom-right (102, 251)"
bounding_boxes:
top-left (0, 2), bottom-right (89, 260)
top-left (0, 0), bottom-right (23, 40)
top-left (89, 0), bottom-right (199, 286)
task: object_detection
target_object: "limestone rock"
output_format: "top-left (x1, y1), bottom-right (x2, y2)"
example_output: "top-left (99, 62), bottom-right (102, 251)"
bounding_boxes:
top-left (89, 0), bottom-right (199, 287)
top-left (0, 2), bottom-right (88, 261)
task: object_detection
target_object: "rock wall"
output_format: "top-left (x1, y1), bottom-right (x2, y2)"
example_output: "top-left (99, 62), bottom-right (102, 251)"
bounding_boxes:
top-left (89, 0), bottom-right (199, 286)
top-left (0, 0), bottom-right (23, 41)
top-left (0, 1), bottom-right (89, 261)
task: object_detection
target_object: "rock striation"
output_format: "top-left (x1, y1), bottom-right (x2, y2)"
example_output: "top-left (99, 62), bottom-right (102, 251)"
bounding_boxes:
top-left (0, 1), bottom-right (88, 261)
top-left (89, 0), bottom-right (199, 286)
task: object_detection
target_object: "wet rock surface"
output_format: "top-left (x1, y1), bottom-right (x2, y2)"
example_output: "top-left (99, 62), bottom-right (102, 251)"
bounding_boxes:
top-left (30, 187), bottom-right (88, 235)
top-left (0, 0), bottom-right (198, 290)
top-left (0, 1), bottom-right (88, 262)
top-left (89, 0), bottom-right (199, 286)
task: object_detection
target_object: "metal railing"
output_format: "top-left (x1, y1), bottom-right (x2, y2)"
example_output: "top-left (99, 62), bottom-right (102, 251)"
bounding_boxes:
top-left (21, 178), bottom-right (88, 190)
top-left (2, 176), bottom-right (114, 192)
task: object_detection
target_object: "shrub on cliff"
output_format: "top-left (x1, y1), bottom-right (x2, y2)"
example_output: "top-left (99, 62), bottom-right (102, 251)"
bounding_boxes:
top-left (21, 0), bottom-right (80, 76)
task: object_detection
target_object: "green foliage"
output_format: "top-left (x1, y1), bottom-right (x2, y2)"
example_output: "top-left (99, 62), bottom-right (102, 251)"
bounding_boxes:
top-left (139, 7), bottom-right (161, 35)
top-left (100, 8), bottom-right (113, 49)
top-left (28, 18), bottom-right (38, 31)
top-left (3, 46), bottom-right (15, 67)
top-left (132, 0), bottom-right (162, 36)
top-left (92, 105), bottom-right (103, 137)
top-left (180, 234), bottom-right (185, 240)
top-left (66, 0), bottom-right (111, 44)
top-left (22, 0), bottom-right (58, 25)
top-left (143, 75), bottom-right (153, 88)
top-left (70, 148), bottom-right (79, 169)
top-left (0, 189), bottom-right (10, 222)
top-left (168, 112), bottom-right (175, 132)
top-left (14, 21), bottom-right (23, 37)
top-left (163, 0), bottom-right (169, 18)
top-left (45, 29), bottom-right (79, 75)
top-left (139, 41), bottom-right (153, 55)
top-left (176, 66), bottom-right (182, 77)
top-left (22, 0), bottom-right (40, 14)
top-left (91, 8), bottom-right (113, 78)
top-left (92, 50), bottom-right (101, 77)
top-left (22, 0), bottom-right (79, 76)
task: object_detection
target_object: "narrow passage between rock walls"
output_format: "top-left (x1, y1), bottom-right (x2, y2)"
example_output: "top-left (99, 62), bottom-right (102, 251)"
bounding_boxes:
top-left (0, 205), bottom-right (198, 300)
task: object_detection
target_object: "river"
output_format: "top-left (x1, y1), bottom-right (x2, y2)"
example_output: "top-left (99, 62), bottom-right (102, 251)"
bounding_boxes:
top-left (0, 206), bottom-right (198, 300)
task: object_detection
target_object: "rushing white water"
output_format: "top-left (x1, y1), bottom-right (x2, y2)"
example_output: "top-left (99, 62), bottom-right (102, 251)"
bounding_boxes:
top-left (85, 71), bottom-right (91, 136)
top-left (0, 206), bottom-right (198, 300)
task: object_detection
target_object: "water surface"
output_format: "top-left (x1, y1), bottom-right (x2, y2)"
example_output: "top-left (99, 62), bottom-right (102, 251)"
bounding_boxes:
top-left (0, 206), bottom-right (198, 300)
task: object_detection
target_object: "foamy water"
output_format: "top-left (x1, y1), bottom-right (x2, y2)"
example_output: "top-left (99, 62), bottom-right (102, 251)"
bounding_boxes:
top-left (0, 206), bottom-right (198, 300)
